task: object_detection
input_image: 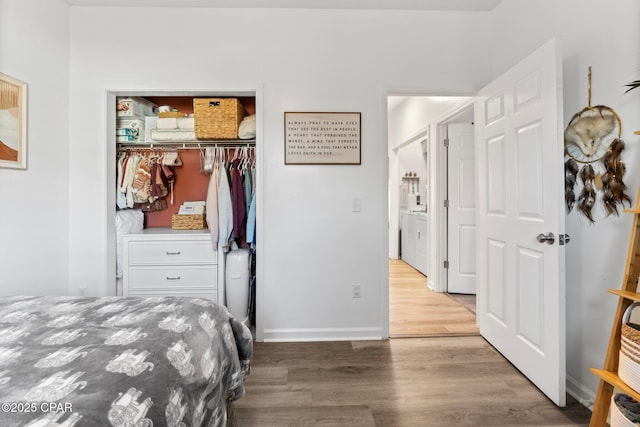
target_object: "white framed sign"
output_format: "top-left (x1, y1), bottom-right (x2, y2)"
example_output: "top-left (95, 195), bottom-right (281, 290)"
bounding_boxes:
top-left (284, 112), bottom-right (361, 165)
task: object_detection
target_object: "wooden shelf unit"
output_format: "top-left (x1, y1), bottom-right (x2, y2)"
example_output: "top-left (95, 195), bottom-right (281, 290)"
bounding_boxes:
top-left (589, 186), bottom-right (640, 426)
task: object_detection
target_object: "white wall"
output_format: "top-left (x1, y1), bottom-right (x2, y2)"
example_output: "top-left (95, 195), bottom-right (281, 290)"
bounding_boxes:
top-left (0, 0), bottom-right (70, 296)
top-left (67, 7), bottom-right (490, 343)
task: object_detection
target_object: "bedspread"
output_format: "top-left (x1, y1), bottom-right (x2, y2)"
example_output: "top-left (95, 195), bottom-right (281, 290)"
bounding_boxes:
top-left (0, 295), bottom-right (252, 427)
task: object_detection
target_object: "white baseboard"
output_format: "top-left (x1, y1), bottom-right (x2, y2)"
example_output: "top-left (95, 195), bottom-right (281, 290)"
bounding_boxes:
top-left (262, 327), bottom-right (384, 342)
top-left (566, 374), bottom-right (595, 411)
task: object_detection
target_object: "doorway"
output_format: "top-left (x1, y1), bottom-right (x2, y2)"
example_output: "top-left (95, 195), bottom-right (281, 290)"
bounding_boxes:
top-left (387, 95), bottom-right (477, 337)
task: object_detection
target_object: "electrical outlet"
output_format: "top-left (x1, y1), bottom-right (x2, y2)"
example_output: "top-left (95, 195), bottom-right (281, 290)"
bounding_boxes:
top-left (352, 198), bottom-right (361, 212)
top-left (352, 283), bottom-right (362, 298)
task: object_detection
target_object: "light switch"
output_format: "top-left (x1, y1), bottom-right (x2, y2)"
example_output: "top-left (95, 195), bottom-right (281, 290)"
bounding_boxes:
top-left (352, 198), bottom-right (362, 212)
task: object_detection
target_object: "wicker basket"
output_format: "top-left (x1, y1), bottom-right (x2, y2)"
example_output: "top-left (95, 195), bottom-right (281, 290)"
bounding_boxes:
top-left (620, 303), bottom-right (640, 392)
top-left (193, 98), bottom-right (245, 140)
top-left (611, 394), bottom-right (640, 427)
top-left (171, 214), bottom-right (207, 230)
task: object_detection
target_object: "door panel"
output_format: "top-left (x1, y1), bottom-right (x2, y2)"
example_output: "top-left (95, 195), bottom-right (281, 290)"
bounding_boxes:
top-left (476, 38), bottom-right (565, 406)
top-left (487, 239), bottom-right (507, 325)
top-left (516, 247), bottom-right (544, 350)
top-left (486, 135), bottom-right (507, 215)
top-left (515, 121), bottom-right (544, 219)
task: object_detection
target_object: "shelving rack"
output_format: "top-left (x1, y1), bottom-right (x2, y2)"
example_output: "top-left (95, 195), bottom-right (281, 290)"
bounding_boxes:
top-left (589, 186), bottom-right (640, 426)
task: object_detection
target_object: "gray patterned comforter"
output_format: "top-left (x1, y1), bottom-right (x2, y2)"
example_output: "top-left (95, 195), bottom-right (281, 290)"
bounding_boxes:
top-left (0, 295), bottom-right (252, 427)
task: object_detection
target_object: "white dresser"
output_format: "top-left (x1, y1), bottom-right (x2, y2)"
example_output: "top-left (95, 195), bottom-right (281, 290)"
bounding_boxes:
top-left (122, 228), bottom-right (220, 302)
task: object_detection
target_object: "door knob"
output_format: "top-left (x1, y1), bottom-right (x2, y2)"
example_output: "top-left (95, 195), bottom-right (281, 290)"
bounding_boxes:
top-left (560, 234), bottom-right (571, 245)
top-left (536, 232), bottom-right (555, 245)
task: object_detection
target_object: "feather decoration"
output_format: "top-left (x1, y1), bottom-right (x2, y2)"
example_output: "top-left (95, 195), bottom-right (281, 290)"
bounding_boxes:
top-left (564, 159), bottom-right (579, 212)
top-left (601, 138), bottom-right (631, 216)
top-left (578, 164), bottom-right (596, 223)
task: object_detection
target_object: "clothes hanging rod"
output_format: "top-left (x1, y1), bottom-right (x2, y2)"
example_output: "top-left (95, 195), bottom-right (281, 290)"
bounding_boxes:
top-left (117, 140), bottom-right (255, 151)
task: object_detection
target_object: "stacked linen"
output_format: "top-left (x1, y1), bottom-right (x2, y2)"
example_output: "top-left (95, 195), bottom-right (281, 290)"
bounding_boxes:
top-left (150, 115), bottom-right (197, 141)
top-left (116, 97), bottom-right (157, 143)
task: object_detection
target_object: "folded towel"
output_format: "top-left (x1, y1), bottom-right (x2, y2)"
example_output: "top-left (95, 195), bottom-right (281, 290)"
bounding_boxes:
top-left (157, 117), bottom-right (178, 129)
top-left (177, 117), bottom-right (195, 130)
top-left (150, 129), bottom-right (197, 141)
top-left (615, 393), bottom-right (640, 422)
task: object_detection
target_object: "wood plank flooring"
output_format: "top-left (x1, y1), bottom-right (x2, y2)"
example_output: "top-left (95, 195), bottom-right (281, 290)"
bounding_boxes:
top-left (389, 259), bottom-right (478, 337)
top-left (234, 337), bottom-right (592, 426)
top-left (234, 259), bottom-right (592, 426)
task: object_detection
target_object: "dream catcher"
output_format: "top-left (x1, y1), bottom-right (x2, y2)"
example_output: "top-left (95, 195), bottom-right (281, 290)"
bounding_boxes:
top-left (564, 67), bottom-right (631, 222)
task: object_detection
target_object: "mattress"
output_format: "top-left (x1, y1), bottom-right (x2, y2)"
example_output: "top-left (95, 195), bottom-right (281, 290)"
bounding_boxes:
top-left (0, 295), bottom-right (252, 427)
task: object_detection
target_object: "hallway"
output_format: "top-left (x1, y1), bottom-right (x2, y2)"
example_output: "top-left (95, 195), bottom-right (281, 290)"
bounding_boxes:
top-left (389, 259), bottom-right (478, 337)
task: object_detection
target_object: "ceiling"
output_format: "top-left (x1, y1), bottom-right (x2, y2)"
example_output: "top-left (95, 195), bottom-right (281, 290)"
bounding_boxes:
top-left (63, 0), bottom-right (502, 11)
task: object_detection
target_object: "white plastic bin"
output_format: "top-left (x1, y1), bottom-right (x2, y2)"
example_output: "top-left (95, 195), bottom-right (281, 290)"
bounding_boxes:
top-left (225, 249), bottom-right (250, 324)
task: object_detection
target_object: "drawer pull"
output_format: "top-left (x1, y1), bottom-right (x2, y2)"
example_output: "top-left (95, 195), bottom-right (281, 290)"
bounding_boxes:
top-left (166, 251), bottom-right (181, 255)
top-left (166, 276), bottom-right (181, 281)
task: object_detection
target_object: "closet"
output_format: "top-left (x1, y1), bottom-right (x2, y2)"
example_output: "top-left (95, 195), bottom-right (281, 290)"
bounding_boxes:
top-left (112, 92), bottom-right (257, 327)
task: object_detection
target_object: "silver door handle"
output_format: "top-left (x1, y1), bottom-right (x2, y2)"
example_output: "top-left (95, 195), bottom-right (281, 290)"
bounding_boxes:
top-left (560, 234), bottom-right (571, 245)
top-left (536, 232), bottom-right (555, 245)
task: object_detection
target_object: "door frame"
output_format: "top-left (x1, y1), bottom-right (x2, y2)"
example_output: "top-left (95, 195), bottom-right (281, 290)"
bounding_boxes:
top-left (105, 86), bottom-right (265, 341)
top-left (433, 100), bottom-right (475, 293)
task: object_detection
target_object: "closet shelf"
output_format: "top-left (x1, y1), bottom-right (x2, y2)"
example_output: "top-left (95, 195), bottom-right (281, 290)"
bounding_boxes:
top-left (117, 139), bottom-right (255, 149)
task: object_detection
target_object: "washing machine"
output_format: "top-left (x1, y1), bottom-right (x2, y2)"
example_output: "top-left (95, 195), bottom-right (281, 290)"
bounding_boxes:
top-left (225, 248), bottom-right (250, 325)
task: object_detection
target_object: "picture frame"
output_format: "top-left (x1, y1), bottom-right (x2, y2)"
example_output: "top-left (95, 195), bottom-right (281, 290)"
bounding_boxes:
top-left (0, 72), bottom-right (27, 169)
top-left (284, 112), bottom-right (361, 165)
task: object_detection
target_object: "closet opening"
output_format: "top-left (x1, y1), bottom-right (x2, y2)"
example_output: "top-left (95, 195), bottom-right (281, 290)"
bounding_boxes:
top-left (106, 90), bottom-right (261, 338)
top-left (387, 94), bottom-right (477, 337)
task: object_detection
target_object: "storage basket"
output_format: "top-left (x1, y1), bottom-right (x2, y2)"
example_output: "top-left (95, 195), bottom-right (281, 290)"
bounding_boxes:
top-left (171, 214), bottom-right (207, 230)
top-left (619, 303), bottom-right (640, 392)
top-left (193, 98), bottom-right (245, 140)
top-left (611, 394), bottom-right (640, 427)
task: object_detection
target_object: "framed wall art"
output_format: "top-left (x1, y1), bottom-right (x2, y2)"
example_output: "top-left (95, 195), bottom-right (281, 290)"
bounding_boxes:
top-left (0, 72), bottom-right (27, 169)
top-left (284, 112), bottom-right (361, 165)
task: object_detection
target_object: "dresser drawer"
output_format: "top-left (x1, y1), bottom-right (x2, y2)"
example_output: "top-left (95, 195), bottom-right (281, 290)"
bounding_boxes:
top-left (127, 265), bottom-right (217, 290)
top-left (127, 289), bottom-right (218, 303)
top-left (127, 240), bottom-right (216, 265)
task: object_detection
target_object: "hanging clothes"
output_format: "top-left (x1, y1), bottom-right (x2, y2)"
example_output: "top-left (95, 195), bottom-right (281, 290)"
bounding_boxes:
top-left (116, 152), bottom-right (127, 209)
top-left (117, 151), bottom-right (174, 213)
top-left (218, 157), bottom-right (233, 252)
top-left (206, 159), bottom-right (220, 249)
top-left (243, 167), bottom-right (253, 213)
top-left (132, 157), bottom-right (152, 204)
top-left (123, 154), bottom-right (141, 208)
top-left (246, 191), bottom-right (256, 252)
top-left (230, 159), bottom-right (246, 240)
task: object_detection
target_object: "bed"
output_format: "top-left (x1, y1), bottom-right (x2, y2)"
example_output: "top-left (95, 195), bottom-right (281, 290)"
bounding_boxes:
top-left (0, 295), bottom-right (252, 427)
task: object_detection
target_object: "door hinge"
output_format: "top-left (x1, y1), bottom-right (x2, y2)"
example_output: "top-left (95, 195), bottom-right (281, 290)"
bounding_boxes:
top-left (443, 138), bottom-right (449, 147)
top-left (444, 260), bottom-right (449, 269)
top-left (444, 200), bottom-right (449, 208)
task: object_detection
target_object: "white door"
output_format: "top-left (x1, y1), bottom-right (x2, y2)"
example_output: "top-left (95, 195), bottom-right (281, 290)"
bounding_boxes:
top-left (447, 123), bottom-right (476, 294)
top-left (475, 39), bottom-right (566, 406)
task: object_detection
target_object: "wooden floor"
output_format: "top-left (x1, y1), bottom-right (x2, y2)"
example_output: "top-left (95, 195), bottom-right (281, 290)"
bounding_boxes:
top-left (389, 259), bottom-right (478, 337)
top-left (234, 337), bottom-right (592, 426)
top-left (234, 259), bottom-right (592, 426)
